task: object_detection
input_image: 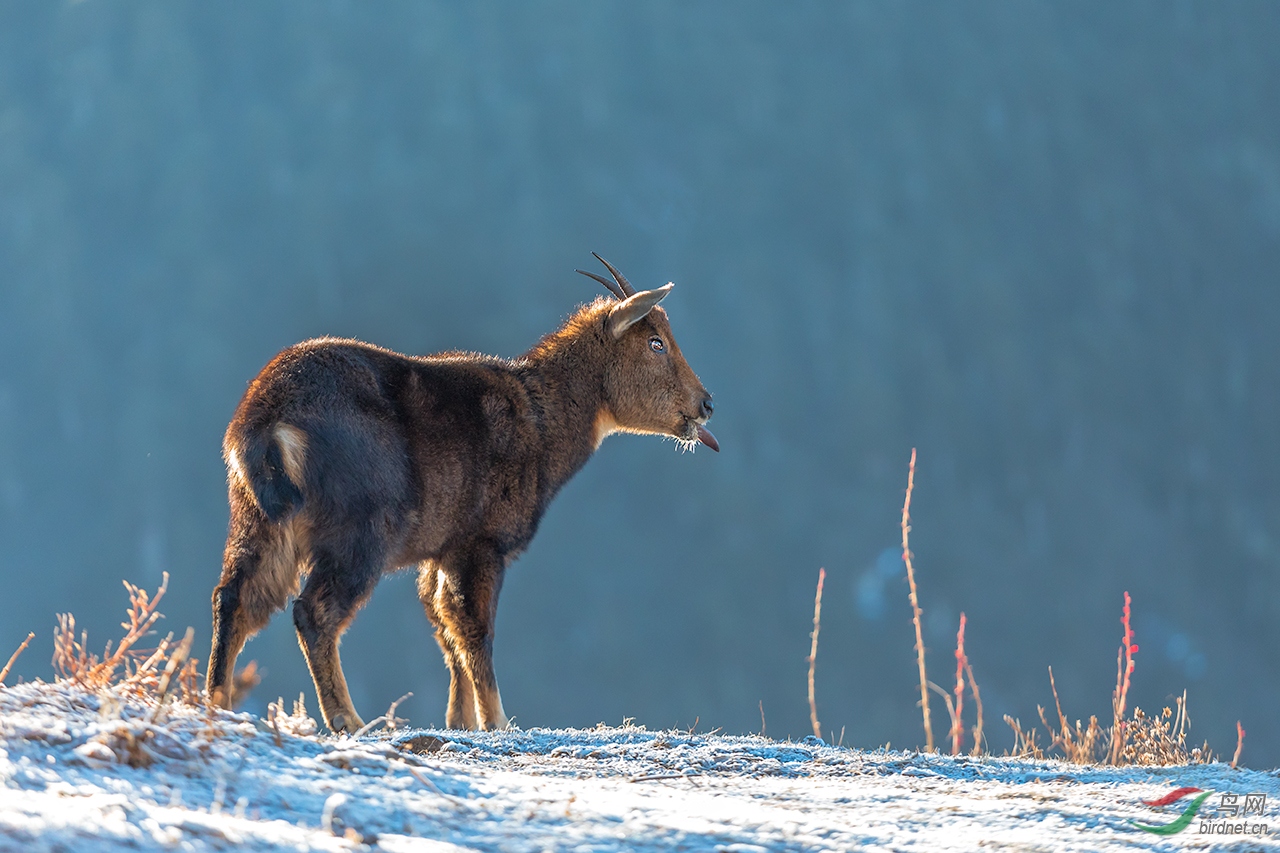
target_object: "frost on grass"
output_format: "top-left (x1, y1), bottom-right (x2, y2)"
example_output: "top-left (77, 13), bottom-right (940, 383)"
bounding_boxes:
top-left (3, 681), bottom-right (1278, 853)
top-left (1, 576), bottom-right (1276, 851)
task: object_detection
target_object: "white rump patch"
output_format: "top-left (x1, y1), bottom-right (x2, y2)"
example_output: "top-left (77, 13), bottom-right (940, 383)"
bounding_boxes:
top-left (274, 423), bottom-right (308, 485)
top-left (226, 447), bottom-right (247, 485)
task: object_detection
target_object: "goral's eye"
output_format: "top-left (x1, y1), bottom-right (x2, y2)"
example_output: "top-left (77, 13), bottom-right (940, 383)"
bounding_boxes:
top-left (648, 336), bottom-right (666, 353)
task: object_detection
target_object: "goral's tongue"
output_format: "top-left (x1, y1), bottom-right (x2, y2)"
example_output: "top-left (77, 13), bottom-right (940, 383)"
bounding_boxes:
top-left (696, 423), bottom-right (720, 452)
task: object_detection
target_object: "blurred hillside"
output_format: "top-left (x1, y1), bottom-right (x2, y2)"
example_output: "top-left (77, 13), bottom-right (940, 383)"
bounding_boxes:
top-left (1, 3), bottom-right (1278, 764)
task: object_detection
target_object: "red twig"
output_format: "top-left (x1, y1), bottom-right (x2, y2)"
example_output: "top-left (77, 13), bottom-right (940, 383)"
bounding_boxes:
top-left (1109, 591), bottom-right (1137, 764)
top-left (952, 613), bottom-right (967, 755)
top-left (1231, 721), bottom-right (1245, 769)
top-left (1143, 787), bottom-right (1203, 807)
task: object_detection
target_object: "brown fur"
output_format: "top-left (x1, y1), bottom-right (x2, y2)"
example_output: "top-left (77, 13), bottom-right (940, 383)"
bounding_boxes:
top-left (206, 269), bottom-right (714, 732)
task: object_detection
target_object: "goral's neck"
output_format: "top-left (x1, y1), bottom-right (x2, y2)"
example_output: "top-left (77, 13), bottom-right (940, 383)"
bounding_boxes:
top-left (516, 328), bottom-right (612, 498)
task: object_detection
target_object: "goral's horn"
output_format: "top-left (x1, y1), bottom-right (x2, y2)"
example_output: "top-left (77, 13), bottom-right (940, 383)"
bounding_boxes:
top-left (575, 268), bottom-right (626, 300)
top-left (591, 252), bottom-right (637, 297)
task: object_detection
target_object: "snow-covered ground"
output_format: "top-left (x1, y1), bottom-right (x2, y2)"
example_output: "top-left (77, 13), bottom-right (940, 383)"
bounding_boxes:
top-left (1, 681), bottom-right (1277, 852)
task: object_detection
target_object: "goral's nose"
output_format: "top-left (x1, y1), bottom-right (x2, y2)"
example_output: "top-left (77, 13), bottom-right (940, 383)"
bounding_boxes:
top-left (699, 395), bottom-right (714, 420)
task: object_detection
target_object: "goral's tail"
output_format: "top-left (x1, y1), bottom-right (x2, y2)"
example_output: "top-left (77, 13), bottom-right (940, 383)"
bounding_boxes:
top-left (226, 421), bottom-right (307, 523)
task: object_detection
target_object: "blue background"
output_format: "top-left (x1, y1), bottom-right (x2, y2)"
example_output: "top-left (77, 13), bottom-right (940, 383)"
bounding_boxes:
top-left (1, 2), bottom-right (1277, 765)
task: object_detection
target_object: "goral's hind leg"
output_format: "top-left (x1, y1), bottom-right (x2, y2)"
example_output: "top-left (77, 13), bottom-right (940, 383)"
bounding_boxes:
top-left (418, 563), bottom-right (477, 730)
top-left (293, 545), bottom-right (382, 734)
top-left (207, 486), bottom-right (302, 708)
top-left (430, 544), bottom-right (509, 731)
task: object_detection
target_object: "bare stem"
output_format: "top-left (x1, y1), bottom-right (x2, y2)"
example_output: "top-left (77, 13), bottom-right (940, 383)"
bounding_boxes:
top-left (150, 627), bottom-right (195, 723)
top-left (929, 680), bottom-right (958, 749)
top-left (902, 448), bottom-right (933, 752)
top-left (965, 660), bottom-right (985, 756)
top-left (1231, 721), bottom-right (1245, 769)
top-left (0, 632), bottom-right (34, 686)
top-left (1049, 666), bottom-right (1068, 737)
top-left (952, 613), bottom-right (966, 755)
top-left (385, 691), bottom-right (413, 731)
top-left (807, 567), bottom-right (825, 740)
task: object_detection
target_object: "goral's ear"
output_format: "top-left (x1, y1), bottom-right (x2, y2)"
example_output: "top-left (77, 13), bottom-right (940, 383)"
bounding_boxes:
top-left (606, 283), bottom-right (673, 340)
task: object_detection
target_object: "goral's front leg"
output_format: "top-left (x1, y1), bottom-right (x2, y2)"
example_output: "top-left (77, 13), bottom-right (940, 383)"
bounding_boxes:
top-left (433, 545), bottom-right (510, 731)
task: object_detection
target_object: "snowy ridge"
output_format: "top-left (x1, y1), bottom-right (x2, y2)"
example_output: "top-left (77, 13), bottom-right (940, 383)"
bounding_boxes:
top-left (1, 680), bottom-right (1277, 852)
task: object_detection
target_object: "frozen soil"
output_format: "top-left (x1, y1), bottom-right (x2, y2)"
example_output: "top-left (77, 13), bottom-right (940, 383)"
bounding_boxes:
top-left (1, 681), bottom-right (1277, 852)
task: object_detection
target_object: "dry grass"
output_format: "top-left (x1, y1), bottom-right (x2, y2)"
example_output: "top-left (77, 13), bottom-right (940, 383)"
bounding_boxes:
top-left (266, 693), bottom-right (320, 745)
top-left (877, 451), bottom-right (1219, 767)
top-left (354, 691), bottom-right (415, 738)
top-left (0, 575), bottom-right (221, 767)
top-left (1041, 665), bottom-right (1104, 763)
top-left (1119, 700), bottom-right (1210, 766)
top-left (0, 574), bottom-right (294, 768)
top-left (1001, 595), bottom-right (1215, 767)
top-left (1, 571), bottom-right (429, 768)
top-left (40, 572), bottom-right (263, 712)
top-left (51, 573), bottom-right (185, 695)
top-left (1004, 715), bottom-right (1044, 759)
